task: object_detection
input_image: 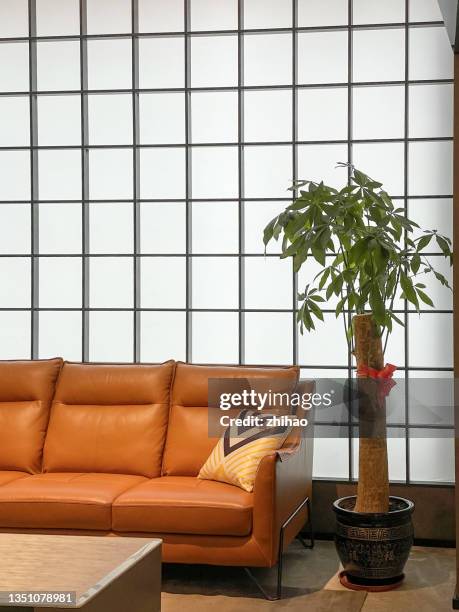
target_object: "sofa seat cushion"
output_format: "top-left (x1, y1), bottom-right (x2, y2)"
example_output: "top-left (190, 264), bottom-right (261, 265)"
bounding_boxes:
top-left (112, 476), bottom-right (253, 536)
top-left (0, 471), bottom-right (29, 487)
top-left (0, 473), bottom-right (146, 530)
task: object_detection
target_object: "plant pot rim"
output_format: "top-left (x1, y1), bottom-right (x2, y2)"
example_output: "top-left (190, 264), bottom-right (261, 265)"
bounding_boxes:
top-left (333, 495), bottom-right (414, 518)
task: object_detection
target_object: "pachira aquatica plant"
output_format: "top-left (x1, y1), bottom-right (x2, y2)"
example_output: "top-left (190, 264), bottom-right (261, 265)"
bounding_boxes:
top-left (263, 163), bottom-right (453, 514)
top-left (263, 163), bottom-right (452, 352)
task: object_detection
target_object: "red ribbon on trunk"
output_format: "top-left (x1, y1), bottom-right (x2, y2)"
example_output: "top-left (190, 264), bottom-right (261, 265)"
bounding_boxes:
top-left (356, 363), bottom-right (397, 402)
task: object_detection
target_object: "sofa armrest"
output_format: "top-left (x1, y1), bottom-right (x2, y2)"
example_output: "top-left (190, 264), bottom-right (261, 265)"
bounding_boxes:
top-left (251, 381), bottom-right (315, 567)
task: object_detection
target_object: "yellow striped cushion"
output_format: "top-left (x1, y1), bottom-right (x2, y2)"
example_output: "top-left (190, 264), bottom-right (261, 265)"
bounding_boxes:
top-left (198, 410), bottom-right (290, 492)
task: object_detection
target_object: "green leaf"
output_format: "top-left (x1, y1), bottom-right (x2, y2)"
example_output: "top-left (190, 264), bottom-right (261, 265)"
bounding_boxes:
top-left (400, 271), bottom-right (419, 310)
top-left (410, 254), bottom-right (421, 274)
top-left (416, 288), bottom-right (434, 307)
top-left (263, 217), bottom-right (277, 246)
top-left (416, 234), bottom-right (432, 252)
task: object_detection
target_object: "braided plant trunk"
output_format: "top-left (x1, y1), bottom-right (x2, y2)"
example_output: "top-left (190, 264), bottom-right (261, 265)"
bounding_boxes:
top-left (353, 313), bottom-right (389, 514)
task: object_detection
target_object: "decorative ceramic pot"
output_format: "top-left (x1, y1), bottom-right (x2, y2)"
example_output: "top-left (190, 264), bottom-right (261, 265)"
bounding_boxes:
top-left (333, 495), bottom-right (414, 589)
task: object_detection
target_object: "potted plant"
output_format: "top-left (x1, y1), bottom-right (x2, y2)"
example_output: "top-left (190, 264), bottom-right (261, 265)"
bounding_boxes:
top-left (263, 164), bottom-right (453, 590)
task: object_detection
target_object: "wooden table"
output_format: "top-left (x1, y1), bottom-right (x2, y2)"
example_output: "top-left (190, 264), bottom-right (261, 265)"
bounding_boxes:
top-left (0, 534), bottom-right (161, 611)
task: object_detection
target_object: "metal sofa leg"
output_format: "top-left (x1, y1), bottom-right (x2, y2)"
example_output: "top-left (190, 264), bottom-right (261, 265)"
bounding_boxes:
top-left (244, 496), bottom-right (313, 600)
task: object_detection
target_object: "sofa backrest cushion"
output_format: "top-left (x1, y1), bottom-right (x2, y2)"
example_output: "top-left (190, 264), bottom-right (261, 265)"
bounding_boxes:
top-left (43, 360), bottom-right (175, 478)
top-left (162, 362), bottom-right (300, 476)
top-left (0, 358), bottom-right (63, 473)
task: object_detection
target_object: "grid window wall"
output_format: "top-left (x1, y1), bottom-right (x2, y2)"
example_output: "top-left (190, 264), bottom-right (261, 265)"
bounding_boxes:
top-left (0, 0), bottom-right (453, 484)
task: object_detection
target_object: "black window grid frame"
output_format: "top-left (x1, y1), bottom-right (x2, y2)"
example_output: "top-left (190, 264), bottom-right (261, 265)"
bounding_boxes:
top-left (0, 0), bottom-right (453, 485)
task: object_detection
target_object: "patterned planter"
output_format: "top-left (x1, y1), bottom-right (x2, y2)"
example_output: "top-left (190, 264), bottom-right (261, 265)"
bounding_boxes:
top-left (333, 496), bottom-right (414, 589)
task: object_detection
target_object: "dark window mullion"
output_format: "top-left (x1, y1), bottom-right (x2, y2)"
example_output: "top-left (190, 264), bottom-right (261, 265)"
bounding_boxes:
top-left (185, 0), bottom-right (193, 362)
top-left (404, 0), bottom-right (411, 484)
top-left (132, 0), bottom-right (141, 362)
top-left (238, 0), bottom-right (245, 365)
top-left (28, 0), bottom-right (39, 358)
top-left (80, 0), bottom-right (90, 361)
top-left (292, 0), bottom-right (298, 367)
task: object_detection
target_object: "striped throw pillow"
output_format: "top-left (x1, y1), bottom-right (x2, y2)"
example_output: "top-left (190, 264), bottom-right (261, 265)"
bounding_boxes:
top-left (198, 409), bottom-right (291, 492)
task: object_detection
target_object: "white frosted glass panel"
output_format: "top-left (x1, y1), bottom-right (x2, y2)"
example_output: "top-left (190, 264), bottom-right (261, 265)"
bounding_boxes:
top-left (410, 432), bottom-right (454, 483)
top-left (39, 150), bottom-right (81, 200)
top-left (39, 203), bottom-right (81, 254)
top-left (244, 34), bottom-right (291, 87)
top-left (39, 311), bottom-right (82, 361)
top-left (141, 257), bottom-right (186, 308)
top-left (0, 312), bottom-right (30, 359)
top-left (87, 39), bottom-right (132, 90)
top-left (298, 313), bottom-right (348, 365)
top-left (192, 257), bottom-right (239, 308)
top-left (36, 0), bottom-right (79, 36)
top-left (139, 37), bottom-right (184, 88)
top-left (90, 257), bottom-right (133, 308)
top-left (298, 31), bottom-right (348, 84)
top-left (89, 203), bottom-right (133, 254)
top-left (409, 370), bottom-right (453, 426)
top-left (0, 43), bottom-right (29, 92)
top-left (244, 90), bottom-right (292, 143)
top-left (140, 93), bottom-right (185, 144)
top-left (192, 202), bottom-right (238, 254)
top-left (89, 149), bottom-right (133, 200)
top-left (298, 0), bottom-right (348, 27)
top-left (297, 144), bottom-right (348, 189)
top-left (353, 430), bottom-right (406, 482)
top-left (192, 147), bottom-right (238, 199)
top-left (408, 199), bottom-right (453, 250)
top-left (416, 256), bottom-right (452, 310)
top-left (0, 204), bottom-right (30, 254)
top-left (244, 201), bottom-right (284, 255)
top-left (140, 203), bottom-right (186, 254)
top-left (141, 311), bottom-right (186, 362)
top-left (89, 311), bottom-right (133, 362)
top-left (245, 312), bottom-right (292, 365)
top-left (87, 0), bottom-right (131, 34)
top-left (244, 146), bottom-right (292, 199)
top-left (0, 0), bottom-right (28, 37)
top-left (298, 88), bottom-right (347, 141)
top-left (245, 257), bottom-right (292, 309)
top-left (353, 29), bottom-right (405, 82)
top-left (408, 141), bottom-right (452, 197)
top-left (244, 0), bottom-right (292, 29)
top-left (0, 152), bottom-right (30, 200)
top-left (409, 0), bottom-right (443, 21)
top-left (313, 435), bottom-right (349, 479)
top-left (0, 258), bottom-right (30, 307)
top-left (353, 0), bottom-right (405, 23)
top-left (37, 95), bottom-right (81, 146)
top-left (191, 92), bottom-right (238, 144)
top-left (384, 321), bottom-right (405, 366)
top-left (88, 94), bottom-right (132, 145)
top-left (192, 312), bottom-right (239, 364)
top-left (353, 86), bottom-right (404, 140)
top-left (409, 84), bottom-right (453, 138)
top-left (140, 149), bottom-right (186, 199)
top-left (190, 0), bottom-right (238, 30)
top-left (139, 0), bottom-right (184, 32)
top-left (353, 143), bottom-right (405, 196)
top-left (39, 257), bottom-right (82, 307)
top-left (409, 27), bottom-right (453, 80)
top-left (37, 41), bottom-right (80, 91)
top-left (191, 36), bottom-right (238, 87)
top-left (409, 313), bottom-right (453, 368)
top-left (0, 97), bottom-right (29, 146)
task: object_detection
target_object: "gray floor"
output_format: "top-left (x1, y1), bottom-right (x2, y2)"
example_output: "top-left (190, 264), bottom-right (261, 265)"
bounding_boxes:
top-left (162, 540), bottom-right (456, 611)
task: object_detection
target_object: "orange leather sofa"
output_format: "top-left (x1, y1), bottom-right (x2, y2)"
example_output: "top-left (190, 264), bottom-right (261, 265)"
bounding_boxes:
top-left (0, 357), bottom-right (313, 570)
